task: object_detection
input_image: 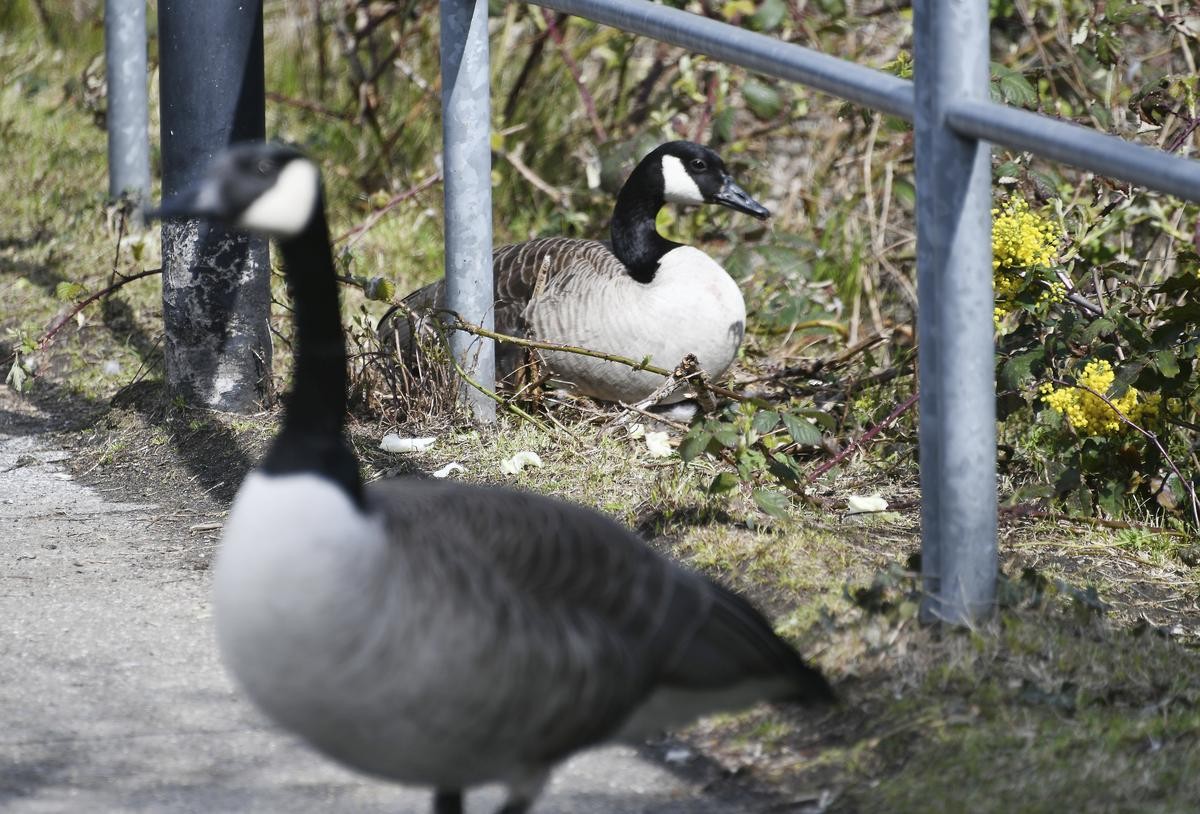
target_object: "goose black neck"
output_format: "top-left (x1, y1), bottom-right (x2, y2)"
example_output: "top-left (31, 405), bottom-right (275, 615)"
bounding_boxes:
top-left (610, 163), bottom-right (681, 284)
top-left (259, 197), bottom-right (364, 507)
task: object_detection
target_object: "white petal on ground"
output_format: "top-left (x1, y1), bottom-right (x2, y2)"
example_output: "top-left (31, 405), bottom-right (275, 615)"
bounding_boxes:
top-left (379, 434), bottom-right (437, 453)
top-left (846, 494), bottom-right (889, 514)
top-left (644, 431), bottom-right (673, 458)
top-left (431, 462), bottom-right (466, 479)
top-left (500, 450), bottom-right (544, 475)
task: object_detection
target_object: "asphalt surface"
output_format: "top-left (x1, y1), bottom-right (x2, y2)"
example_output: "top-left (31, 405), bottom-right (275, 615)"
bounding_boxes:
top-left (0, 421), bottom-right (745, 814)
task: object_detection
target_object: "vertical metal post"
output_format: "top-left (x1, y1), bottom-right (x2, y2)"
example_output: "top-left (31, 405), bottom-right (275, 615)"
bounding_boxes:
top-left (104, 0), bottom-right (150, 207)
top-left (913, 0), bottom-right (997, 625)
top-left (157, 0), bottom-right (272, 413)
top-left (440, 0), bottom-right (497, 423)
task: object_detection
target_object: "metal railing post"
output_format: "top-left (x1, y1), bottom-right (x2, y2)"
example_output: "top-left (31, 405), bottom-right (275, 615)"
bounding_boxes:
top-left (440, 0), bottom-right (497, 423)
top-left (913, 0), bottom-right (997, 624)
top-left (104, 0), bottom-right (150, 208)
top-left (157, 0), bottom-right (272, 413)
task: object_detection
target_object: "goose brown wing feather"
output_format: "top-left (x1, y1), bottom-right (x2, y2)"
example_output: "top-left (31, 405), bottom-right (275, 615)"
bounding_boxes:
top-left (365, 478), bottom-right (831, 762)
top-left (379, 237), bottom-right (628, 378)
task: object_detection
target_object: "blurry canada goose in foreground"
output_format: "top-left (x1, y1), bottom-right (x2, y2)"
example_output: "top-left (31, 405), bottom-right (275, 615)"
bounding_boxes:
top-left (382, 140), bottom-right (770, 405)
top-left (149, 142), bottom-right (831, 814)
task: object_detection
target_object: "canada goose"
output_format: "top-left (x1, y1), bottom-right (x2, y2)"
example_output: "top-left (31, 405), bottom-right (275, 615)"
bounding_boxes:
top-left (149, 142), bottom-right (832, 814)
top-left (382, 140), bottom-right (770, 405)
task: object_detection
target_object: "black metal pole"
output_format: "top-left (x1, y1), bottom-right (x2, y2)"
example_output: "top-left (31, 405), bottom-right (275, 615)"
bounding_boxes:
top-left (157, 0), bottom-right (271, 412)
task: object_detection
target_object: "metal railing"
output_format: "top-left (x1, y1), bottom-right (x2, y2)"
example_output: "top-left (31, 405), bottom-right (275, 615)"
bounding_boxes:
top-left (436, 0), bottom-right (1200, 625)
top-left (118, 0), bottom-right (1200, 625)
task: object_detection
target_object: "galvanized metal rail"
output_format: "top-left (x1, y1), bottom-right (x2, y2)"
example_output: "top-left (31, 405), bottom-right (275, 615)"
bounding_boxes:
top-left (103, 0), bottom-right (150, 206)
top-left (433, 0), bottom-right (1199, 624)
top-left (114, 0), bottom-right (1200, 624)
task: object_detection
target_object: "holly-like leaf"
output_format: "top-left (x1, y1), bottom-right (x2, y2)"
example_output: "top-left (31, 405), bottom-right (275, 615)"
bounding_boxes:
top-left (1155, 349), bottom-right (1181, 379)
top-left (1000, 348), bottom-right (1047, 391)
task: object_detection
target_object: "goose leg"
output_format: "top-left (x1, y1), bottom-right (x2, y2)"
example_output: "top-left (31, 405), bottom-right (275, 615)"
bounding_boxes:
top-left (433, 789), bottom-right (463, 814)
top-left (495, 770), bottom-right (547, 814)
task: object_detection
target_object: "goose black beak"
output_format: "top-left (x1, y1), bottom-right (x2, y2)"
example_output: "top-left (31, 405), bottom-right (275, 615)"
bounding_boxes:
top-left (712, 175), bottom-right (771, 221)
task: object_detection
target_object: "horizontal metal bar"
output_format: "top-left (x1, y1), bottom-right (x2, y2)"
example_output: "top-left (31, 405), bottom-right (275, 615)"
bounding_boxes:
top-left (536, 0), bottom-right (1200, 205)
top-left (531, 0), bottom-right (915, 121)
top-left (948, 99), bottom-right (1200, 204)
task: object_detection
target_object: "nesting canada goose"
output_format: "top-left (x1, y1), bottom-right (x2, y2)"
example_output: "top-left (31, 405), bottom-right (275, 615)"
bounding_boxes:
top-left (382, 140), bottom-right (770, 405)
top-left (149, 142), bottom-right (832, 814)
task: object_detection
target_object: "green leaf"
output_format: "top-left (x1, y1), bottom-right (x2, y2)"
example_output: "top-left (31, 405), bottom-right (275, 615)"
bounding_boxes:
top-left (678, 429), bottom-right (712, 462)
top-left (1155, 349), bottom-right (1181, 379)
top-left (797, 408), bottom-right (837, 431)
top-left (751, 409), bottom-right (780, 435)
top-left (54, 281), bottom-right (87, 302)
top-left (711, 107), bottom-right (735, 145)
top-left (743, 77), bottom-right (784, 120)
top-left (767, 452), bottom-right (803, 484)
top-left (735, 448), bottom-right (767, 481)
top-left (709, 472), bottom-right (739, 494)
top-left (749, 0), bottom-right (786, 31)
top-left (5, 357), bottom-right (31, 394)
top-left (712, 424), bottom-right (740, 449)
top-left (999, 348), bottom-right (1046, 391)
top-left (994, 160), bottom-right (1022, 180)
top-left (752, 488), bottom-right (791, 518)
top-left (989, 62), bottom-right (1038, 108)
top-left (1080, 317), bottom-right (1117, 343)
top-left (781, 412), bottom-right (822, 446)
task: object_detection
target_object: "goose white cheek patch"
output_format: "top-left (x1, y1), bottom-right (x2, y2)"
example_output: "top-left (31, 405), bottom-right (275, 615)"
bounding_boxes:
top-left (237, 160), bottom-right (320, 237)
top-left (660, 154), bottom-right (705, 205)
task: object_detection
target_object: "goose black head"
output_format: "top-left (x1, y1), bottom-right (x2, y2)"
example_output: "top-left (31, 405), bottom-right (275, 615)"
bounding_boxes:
top-left (650, 141), bottom-right (771, 221)
top-left (147, 142), bottom-right (321, 239)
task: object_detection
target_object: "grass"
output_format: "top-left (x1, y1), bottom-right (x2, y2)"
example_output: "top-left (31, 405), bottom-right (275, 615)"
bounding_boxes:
top-left (5, 4), bottom-right (1200, 812)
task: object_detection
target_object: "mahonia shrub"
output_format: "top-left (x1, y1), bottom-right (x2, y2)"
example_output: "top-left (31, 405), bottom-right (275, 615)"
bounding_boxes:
top-left (991, 182), bottom-right (1200, 520)
top-left (1039, 359), bottom-right (1159, 435)
top-left (992, 197), bottom-right (1064, 329)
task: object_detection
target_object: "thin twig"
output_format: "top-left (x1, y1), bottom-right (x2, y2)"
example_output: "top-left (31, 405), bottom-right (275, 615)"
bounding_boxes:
top-left (495, 146), bottom-right (565, 205)
top-left (445, 314), bottom-right (749, 403)
top-left (805, 390), bottom-right (919, 483)
top-left (334, 172), bottom-right (442, 247)
top-left (1000, 503), bottom-right (1187, 536)
top-left (265, 91), bottom-right (352, 121)
top-left (540, 10), bottom-right (609, 143)
top-left (37, 268), bottom-right (163, 354)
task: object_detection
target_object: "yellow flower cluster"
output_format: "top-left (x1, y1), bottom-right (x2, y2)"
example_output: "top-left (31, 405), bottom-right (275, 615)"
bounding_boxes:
top-left (993, 197), bottom-right (1059, 271)
top-left (992, 197), bottom-right (1063, 328)
top-left (1039, 359), bottom-right (1158, 435)
top-left (1038, 280), bottom-right (1067, 306)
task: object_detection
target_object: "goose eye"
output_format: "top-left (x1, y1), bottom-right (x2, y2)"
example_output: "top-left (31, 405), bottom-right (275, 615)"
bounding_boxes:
top-left (256, 159), bottom-right (273, 176)
top-left (690, 158), bottom-right (707, 172)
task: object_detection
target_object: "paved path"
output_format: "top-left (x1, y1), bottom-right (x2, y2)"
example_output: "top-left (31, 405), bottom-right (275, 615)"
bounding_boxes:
top-left (0, 427), bottom-right (741, 814)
